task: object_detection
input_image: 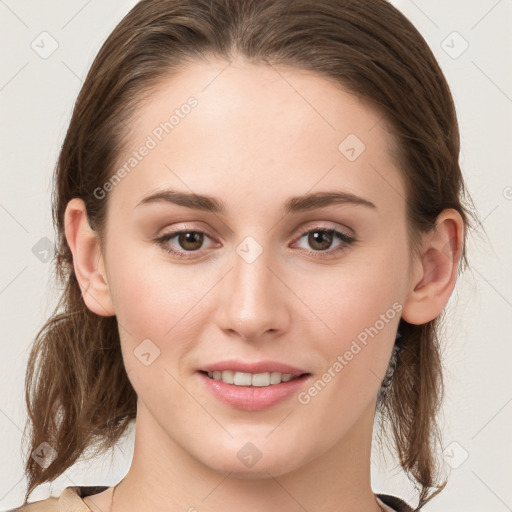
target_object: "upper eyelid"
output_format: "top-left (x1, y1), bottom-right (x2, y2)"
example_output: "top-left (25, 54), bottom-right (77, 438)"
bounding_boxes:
top-left (295, 221), bottom-right (353, 237)
top-left (159, 221), bottom-right (353, 239)
top-left (158, 222), bottom-right (355, 248)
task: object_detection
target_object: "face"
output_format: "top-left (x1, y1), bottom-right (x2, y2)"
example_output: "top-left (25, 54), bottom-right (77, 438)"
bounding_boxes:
top-left (99, 57), bottom-right (417, 477)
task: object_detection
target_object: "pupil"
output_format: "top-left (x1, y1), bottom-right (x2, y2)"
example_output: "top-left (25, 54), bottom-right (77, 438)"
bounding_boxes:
top-left (309, 230), bottom-right (332, 250)
top-left (180, 232), bottom-right (203, 250)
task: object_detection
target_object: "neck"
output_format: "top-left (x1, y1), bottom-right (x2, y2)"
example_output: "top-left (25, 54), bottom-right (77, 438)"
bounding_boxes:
top-left (113, 399), bottom-right (383, 512)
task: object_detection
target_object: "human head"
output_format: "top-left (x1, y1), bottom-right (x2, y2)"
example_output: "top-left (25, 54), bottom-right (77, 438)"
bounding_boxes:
top-left (23, 0), bottom-right (471, 508)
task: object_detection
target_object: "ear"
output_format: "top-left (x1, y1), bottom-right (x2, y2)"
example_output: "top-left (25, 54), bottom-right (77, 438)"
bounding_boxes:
top-left (402, 208), bottom-right (464, 325)
top-left (64, 197), bottom-right (115, 316)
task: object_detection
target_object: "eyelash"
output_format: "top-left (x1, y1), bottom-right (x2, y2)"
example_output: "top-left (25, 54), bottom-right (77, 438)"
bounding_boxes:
top-left (154, 224), bottom-right (356, 260)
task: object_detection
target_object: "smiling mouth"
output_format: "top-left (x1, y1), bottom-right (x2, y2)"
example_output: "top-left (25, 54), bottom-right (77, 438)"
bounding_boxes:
top-left (200, 370), bottom-right (310, 387)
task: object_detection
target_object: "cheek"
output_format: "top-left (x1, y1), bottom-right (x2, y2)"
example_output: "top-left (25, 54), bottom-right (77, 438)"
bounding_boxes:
top-left (301, 246), bottom-right (406, 399)
top-left (107, 255), bottom-right (208, 403)
top-left (107, 240), bottom-right (207, 336)
top-left (105, 242), bottom-right (214, 387)
top-left (313, 253), bottom-right (405, 343)
top-left (293, 285), bottom-right (401, 458)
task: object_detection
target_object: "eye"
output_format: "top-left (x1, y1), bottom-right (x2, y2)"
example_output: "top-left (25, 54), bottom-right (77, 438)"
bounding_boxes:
top-left (155, 229), bottom-right (215, 259)
top-left (155, 223), bottom-right (356, 260)
top-left (292, 224), bottom-right (355, 259)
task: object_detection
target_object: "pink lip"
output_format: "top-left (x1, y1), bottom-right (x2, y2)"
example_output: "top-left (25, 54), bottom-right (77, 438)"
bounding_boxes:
top-left (197, 359), bottom-right (311, 412)
top-left (198, 372), bottom-right (311, 411)
top-left (199, 359), bottom-right (307, 375)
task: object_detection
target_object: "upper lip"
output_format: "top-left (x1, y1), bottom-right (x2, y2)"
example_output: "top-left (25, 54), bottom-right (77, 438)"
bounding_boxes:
top-left (199, 359), bottom-right (308, 376)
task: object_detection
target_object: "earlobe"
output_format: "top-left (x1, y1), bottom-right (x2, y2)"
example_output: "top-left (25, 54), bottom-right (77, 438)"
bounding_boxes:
top-left (64, 198), bottom-right (115, 316)
top-left (402, 209), bottom-right (464, 325)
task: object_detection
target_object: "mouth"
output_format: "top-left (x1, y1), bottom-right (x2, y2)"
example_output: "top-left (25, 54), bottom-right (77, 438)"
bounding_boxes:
top-left (197, 362), bottom-right (312, 411)
top-left (199, 369), bottom-right (309, 387)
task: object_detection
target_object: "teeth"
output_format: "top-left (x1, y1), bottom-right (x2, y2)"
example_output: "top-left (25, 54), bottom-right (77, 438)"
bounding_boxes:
top-left (206, 370), bottom-right (298, 386)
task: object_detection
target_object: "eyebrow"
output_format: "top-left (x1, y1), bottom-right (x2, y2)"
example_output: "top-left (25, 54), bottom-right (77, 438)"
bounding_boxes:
top-left (135, 189), bottom-right (377, 214)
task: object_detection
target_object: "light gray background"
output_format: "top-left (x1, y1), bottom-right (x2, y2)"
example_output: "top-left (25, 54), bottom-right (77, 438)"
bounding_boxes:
top-left (1, 1), bottom-right (511, 511)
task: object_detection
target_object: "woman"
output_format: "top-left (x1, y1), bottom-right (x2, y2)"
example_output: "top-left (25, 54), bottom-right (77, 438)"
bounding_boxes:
top-left (12, 0), bottom-right (471, 511)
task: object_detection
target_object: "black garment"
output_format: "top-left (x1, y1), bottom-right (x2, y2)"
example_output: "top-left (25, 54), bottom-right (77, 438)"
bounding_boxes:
top-left (376, 493), bottom-right (419, 512)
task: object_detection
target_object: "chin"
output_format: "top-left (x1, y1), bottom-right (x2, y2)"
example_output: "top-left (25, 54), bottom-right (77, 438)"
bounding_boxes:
top-left (195, 442), bottom-right (309, 479)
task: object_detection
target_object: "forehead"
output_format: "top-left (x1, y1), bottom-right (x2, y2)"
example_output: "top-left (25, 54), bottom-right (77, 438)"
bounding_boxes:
top-left (107, 57), bottom-right (405, 215)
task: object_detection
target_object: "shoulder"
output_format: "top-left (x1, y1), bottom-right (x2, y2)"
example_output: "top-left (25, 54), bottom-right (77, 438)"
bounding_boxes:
top-left (3, 485), bottom-right (108, 512)
top-left (6, 488), bottom-right (417, 512)
top-left (2, 495), bottom-right (59, 512)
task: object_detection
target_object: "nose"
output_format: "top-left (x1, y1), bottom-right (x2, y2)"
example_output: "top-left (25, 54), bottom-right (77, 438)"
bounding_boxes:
top-left (214, 239), bottom-right (290, 341)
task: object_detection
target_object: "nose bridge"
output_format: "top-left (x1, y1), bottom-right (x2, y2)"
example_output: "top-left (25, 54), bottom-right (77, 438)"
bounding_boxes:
top-left (217, 234), bottom-right (287, 338)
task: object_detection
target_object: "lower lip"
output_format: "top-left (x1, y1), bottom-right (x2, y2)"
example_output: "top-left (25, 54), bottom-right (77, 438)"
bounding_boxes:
top-left (198, 372), bottom-right (311, 411)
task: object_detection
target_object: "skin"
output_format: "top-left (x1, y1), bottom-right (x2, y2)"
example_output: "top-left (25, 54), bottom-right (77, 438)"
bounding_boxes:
top-left (65, 56), bottom-right (463, 512)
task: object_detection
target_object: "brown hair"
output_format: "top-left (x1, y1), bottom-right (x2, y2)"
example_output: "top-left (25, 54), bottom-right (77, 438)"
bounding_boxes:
top-left (21, 0), bottom-right (473, 508)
